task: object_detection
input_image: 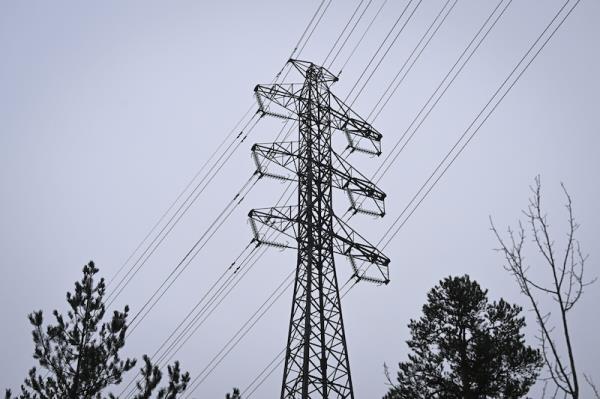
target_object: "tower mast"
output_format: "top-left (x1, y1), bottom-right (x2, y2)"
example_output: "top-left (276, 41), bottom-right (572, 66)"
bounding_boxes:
top-left (249, 60), bottom-right (390, 399)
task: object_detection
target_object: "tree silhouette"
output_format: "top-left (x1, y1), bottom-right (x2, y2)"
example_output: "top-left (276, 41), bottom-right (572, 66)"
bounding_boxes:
top-left (4, 261), bottom-right (189, 399)
top-left (384, 275), bottom-right (542, 399)
top-left (123, 355), bottom-right (189, 399)
top-left (225, 388), bottom-right (241, 399)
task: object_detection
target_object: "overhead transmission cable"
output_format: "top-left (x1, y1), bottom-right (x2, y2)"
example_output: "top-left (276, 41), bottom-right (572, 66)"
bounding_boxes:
top-left (296, 0), bottom-right (335, 61)
top-left (322, 0), bottom-right (369, 66)
top-left (366, 0), bottom-right (458, 121)
top-left (106, 115), bottom-right (260, 307)
top-left (106, 104), bottom-right (254, 288)
top-left (347, 0), bottom-right (424, 107)
top-left (137, 185), bottom-right (296, 371)
top-left (279, 0), bottom-right (335, 84)
top-left (125, 171), bottom-right (260, 335)
top-left (182, 271), bottom-right (295, 399)
top-left (336, 0), bottom-right (457, 162)
top-left (118, 241), bottom-right (257, 397)
top-left (370, 0), bottom-right (512, 185)
top-left (344, 0), bottom-right (417, 102)
top-left (123, 119), bottom-right (300, 337)
top-left (243, 348), bottom-right (286, 398)
top-left (275, 0), bottom-right (328, 81)
top-left (337, 0), bottom-right (389, 75)
top-left (326, 0), bottom-right (376, 70)
top-left (375, 0), bottom-right (582, 253)
top-left (121, 244), bottom-right (264, 398)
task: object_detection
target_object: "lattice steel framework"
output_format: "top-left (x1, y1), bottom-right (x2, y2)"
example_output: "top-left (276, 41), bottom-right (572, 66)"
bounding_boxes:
top-left (248, 60), bottom-right (390, 399)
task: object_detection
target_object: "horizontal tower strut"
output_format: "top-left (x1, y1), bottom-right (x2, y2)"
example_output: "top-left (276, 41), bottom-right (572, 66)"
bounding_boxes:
top-left (248, 206), bottom-right (390, 284)
top-left (251, 142), bottom-right (386, 217)
top-left (254, 84), bottom-right (382, 155)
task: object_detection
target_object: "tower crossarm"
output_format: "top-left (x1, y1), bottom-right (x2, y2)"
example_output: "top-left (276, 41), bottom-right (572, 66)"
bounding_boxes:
top-left (248, 206), bottom-right (298, 249)
top-left (331, 150), bottom-right (386, 217)
top-left (332, 214), bottom-right (390, 284)
top-left (328, 93), bottom-right (382, 156)
top-left (248, 207), bottom-right (390, 283)
top-left (255, 83), bottom-right (382, 156)
top-left (252, 142), bottom-right (386, 216)
top-left (288, 59), bottom-right (338, 83)
top-left (251, 142), bottom-right (299, 182)
top-left (254, 84), bottom-right (303, 120)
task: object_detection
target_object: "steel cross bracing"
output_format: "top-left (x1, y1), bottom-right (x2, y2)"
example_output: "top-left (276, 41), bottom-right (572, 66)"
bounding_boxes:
top-left (248, 59), bottom-right (390, 399)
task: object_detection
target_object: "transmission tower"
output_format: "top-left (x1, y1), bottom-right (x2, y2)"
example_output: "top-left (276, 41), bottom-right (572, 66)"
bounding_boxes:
top-left (248, 59), bottom-right (390, 399)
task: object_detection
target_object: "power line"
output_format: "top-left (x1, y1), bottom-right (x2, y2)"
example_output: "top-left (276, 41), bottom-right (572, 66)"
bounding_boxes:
top-left (367, 0), bottom-right (458, 121)
top-left (323, 0), bottom-right (368, 66)
top-left (343, 0), bottom-right (460, 156)
top-left (107, 104), bottom-right (255, 288)
top-left (118, 241), bottom-right (257, 398)
top-left (125, 174), bottom-right (260, 335)
top-left (243, 348), bottom-right (285, 398)
top-left (377, 0), bottom-right (582, 252)
top-left (338, 0), bottom-right (389, 75)
top-left (347, 0), bottom-right (424, 107)
top-left (182, 271), bottom-right (295, 398)
top-left (106, 114), bottom-right (259, 306)
top-left (160, 186), bottom-right (295, 345)
top-left (279, 0), bottom-right (335, 84)
top-left (326, 0), bottom-right (376, 70)
top-left (296, 0), bottom-right (335, 61)
top-left (276, 0), bottom-right (328, 82)
top-left (371, 0), bottom-right (513, 184)
top-left (344, 0), bottom-right (417, 102)
top-left (143, 187), bottom-right (296, 373)
top-left (121, 243), bottom-right (266, 399)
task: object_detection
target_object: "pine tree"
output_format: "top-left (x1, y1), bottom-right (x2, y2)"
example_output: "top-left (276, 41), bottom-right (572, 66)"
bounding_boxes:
top-left (123, 355), bottom-right (189, 399)
top-left (384, 275), bottom-right (542, 399)
top-left (5, 261), bottom-right (189, 399)
top-left (225, 388), bottom-right (241, 399)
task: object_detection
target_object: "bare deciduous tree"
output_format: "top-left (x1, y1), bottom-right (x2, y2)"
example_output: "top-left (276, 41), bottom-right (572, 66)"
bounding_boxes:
top-left (490, 176), bottom-right (596, 399)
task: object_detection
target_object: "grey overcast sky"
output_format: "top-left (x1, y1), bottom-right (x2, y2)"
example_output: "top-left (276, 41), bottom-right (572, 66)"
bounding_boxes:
top-left (1, 1), bottom-right (598, 398)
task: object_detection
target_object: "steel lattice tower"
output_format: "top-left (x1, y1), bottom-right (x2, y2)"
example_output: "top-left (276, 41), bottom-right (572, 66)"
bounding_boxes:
top-left (249, 60), bottom-right (390, 399)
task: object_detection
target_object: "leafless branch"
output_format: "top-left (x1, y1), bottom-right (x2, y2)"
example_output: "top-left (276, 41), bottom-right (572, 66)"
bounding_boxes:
top-left (491, 176), bottom-right (596, 399)
top-left (584, 374), bottom-right (600, 399)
